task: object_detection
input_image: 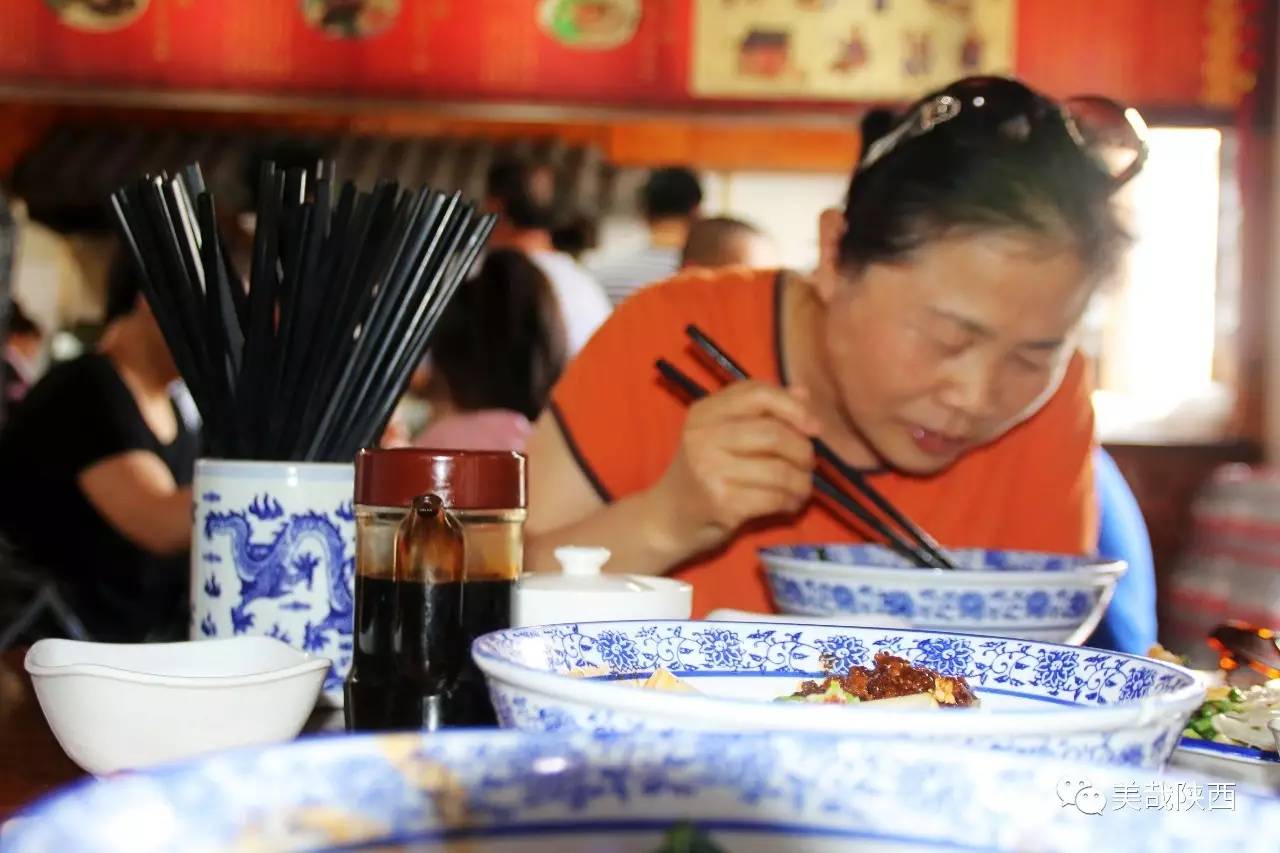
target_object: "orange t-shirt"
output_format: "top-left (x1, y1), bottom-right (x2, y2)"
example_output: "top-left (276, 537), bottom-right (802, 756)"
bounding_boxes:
top-left (549, 268), bottom-right (1097, 617)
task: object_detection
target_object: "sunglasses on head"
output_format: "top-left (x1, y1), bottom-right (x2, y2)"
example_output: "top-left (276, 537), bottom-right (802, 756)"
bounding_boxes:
top-left (856, 76), bottom-right (1150, 190)
top-left (1208, 621), bottom-right (1280, 680)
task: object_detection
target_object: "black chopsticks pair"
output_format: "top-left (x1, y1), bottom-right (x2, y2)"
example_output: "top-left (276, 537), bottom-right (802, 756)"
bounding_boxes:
top-left (656, 325), bottom-right (955, 570)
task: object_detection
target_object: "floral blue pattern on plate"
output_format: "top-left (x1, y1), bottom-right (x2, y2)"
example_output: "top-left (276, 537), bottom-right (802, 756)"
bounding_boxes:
top-left (761, 545), bottom-right (1126, 644)
top-left (6, 730), bottom-right (1274, 852)
top-left (472, 620), bottom-right (1201, 769)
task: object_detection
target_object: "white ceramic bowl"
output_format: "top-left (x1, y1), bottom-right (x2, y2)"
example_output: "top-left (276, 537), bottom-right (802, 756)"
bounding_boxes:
top-left (25, 637), bottom-right (329, 776)
top-left (9, 730), bottom-right (1279, 852)
top-left (762, 544), bottom-right (1126, 644)
top-left (473, 620), bottom-right (1202, 768)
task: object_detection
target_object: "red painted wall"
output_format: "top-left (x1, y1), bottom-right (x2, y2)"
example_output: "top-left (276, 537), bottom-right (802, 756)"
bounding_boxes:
top-left (0, 0), bottom-right (1247, 108)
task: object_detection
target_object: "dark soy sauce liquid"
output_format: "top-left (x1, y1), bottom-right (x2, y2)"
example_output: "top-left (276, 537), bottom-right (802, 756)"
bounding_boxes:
top-left (393, 577), bottom-right (461, 729)
top-left (346, 576), bottom-right (513, 730)
top-left (449, 578), bottom-right (513, 727)
top-left (398, 578), bottom-right (513, 728)
top-left (345, 575), bottom-right (409, 731)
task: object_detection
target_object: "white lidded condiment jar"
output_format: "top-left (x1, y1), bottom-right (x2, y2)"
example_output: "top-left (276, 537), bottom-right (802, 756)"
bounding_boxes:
top-left (511, 547), bottom-right (693, 627)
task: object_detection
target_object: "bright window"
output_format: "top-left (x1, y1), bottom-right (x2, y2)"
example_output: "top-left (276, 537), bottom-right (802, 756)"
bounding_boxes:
top-left (1089, 127), bottom-right (1233, 441)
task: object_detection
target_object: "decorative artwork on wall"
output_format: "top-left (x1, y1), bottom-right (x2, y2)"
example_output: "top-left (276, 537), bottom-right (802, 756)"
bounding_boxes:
top-left (43, 0), bottom-right (149, 32)
top-left (691, 0), bottom-right (1015, 100)
top-left (538, 0), bottom-right (642, 51)
top-left (0, 1), bottom-right (1256, 111)
top-left (299, 0), bottom-right (401, 40)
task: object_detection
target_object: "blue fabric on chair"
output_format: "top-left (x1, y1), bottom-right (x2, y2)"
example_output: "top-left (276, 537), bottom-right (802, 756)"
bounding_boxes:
top-left (1087, 447), bottom-right (1158, 653)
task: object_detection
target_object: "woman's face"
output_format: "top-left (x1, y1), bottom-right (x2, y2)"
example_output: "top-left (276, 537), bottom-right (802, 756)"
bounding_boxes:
top-left (823, 230), bottom-right (1092, 476)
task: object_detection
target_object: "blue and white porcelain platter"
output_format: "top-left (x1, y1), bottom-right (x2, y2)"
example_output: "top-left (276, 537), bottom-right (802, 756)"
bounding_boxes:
top-left (472, 620), bottom-right (1201, 769)
top-left (4, 730), bottom-right (1271, 852)
top-left (1172, 737), bottom-right (1280, 791)
top-left (761, 545), bottom-right (1125, 644)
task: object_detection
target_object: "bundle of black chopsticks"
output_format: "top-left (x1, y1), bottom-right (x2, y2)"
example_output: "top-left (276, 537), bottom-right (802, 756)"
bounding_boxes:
top-left (657, 325), bottom-right (956, 570)
top-left (110, 162), bottom-right (495, 462)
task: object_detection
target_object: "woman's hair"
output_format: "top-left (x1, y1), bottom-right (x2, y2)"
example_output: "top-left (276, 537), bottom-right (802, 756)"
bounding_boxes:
top-left (105, 248), bottom-right (142, 323)
top-left (430, 249), bottom-right (567, 421)
top-left (642, 167), bottom-right (704, 221)
top-left (7, 302), bottom-right (38, 337)
top-left (485, 157), bottom-right (559, 231)
top-left (841, 78), bottom-right (1128, 281)
top-left (551, 213), bottom-right (599, 260)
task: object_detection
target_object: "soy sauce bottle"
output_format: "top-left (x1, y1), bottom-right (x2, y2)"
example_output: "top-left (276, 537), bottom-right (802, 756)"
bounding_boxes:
top-left (348, 449), bottom-right (526, 732)
top-left (393, 494), bottom-right (465, 729)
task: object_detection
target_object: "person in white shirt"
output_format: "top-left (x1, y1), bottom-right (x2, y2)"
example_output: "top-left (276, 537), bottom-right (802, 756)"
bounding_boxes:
top-left (484, 158), bottom-right (611, 355)
top-left (591, 167), bottom-right (704, 305)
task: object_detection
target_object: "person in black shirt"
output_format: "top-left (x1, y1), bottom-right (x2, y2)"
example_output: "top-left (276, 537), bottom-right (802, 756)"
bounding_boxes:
top-left (3, 302), bottom-right (44, 416)
top-left (0, 256), bottom-right (198, 641)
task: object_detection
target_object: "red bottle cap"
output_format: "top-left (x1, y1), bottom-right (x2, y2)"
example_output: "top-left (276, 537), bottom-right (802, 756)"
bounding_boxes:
top-left (355, 448), bottom-right (526, 510)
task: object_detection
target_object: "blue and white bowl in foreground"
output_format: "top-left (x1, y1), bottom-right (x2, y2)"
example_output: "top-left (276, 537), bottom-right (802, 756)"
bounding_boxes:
top-left (6, 730), bottom-right (1271, 852)
top-left (473, 620), bottom-right (1200, 769)
top-left (762, 545), bottom-right (1126, 644)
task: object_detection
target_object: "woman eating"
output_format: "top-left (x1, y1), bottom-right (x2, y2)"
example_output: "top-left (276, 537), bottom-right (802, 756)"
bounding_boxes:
top-left (524, 76), bottom-right (1147, 622)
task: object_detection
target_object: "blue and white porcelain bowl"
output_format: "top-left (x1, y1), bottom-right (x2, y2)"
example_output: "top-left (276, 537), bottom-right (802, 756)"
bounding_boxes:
top-left (1173, 737), bottom-right (1280, 792)
top-left (762, 545), bottom-right (1127, 644)
top-left (190, 459), bottom-right (356, 705)
top-left (6, 729), bottom-right (1272, 852)
top-left (473, 620), bottom-right (1201, 769)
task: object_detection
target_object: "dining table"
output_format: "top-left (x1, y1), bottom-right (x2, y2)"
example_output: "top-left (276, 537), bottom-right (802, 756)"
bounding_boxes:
top-left (0, 647), bottom-right (344, 821)
top-left (0, 648), bottom-right (78, 819)
top-left (0, 643), bottom-right (1269, 831)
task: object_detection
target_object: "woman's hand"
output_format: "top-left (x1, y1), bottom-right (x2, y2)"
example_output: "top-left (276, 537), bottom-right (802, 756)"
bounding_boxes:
top-left (649, 380), bottom-right (819, 557)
